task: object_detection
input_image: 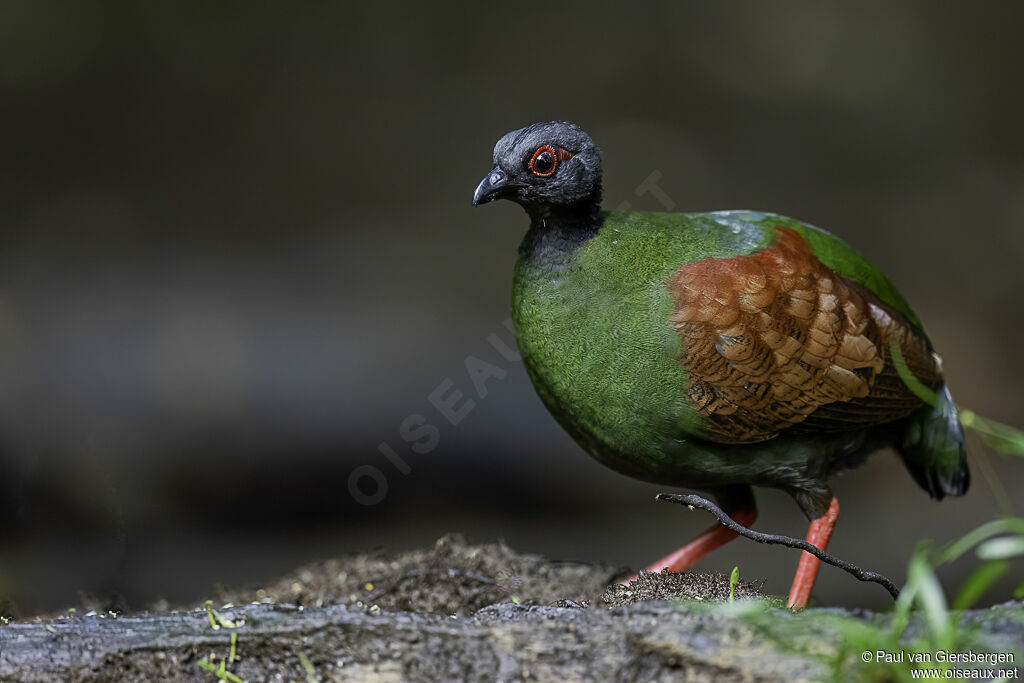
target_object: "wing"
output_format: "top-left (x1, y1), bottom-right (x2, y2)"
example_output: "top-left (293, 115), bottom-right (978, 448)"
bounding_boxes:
top-left (666, 225), bottom-right (939, 444)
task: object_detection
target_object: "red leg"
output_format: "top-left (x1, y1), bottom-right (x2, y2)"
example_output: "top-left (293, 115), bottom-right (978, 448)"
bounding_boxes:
top-left (620, 507), bottom-right (757, 584)
top-left (787, 497), bottom-right (840, 610)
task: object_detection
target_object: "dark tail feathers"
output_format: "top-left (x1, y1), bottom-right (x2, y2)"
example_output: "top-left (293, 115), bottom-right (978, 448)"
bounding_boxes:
top-left (898, 383), bottom-right (970, 499)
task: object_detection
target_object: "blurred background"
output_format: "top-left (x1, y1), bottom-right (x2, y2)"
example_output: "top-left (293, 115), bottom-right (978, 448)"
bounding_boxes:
top-left (1, 1), bottom-right (1022, 614)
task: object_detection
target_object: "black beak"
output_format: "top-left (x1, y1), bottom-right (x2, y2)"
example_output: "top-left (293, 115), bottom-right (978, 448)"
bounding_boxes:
top-left (472, 167), bottom-right (518, 206)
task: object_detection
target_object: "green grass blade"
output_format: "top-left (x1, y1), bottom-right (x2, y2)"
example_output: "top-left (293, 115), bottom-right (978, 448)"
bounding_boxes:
top-left (907, 548), bottom-right (953, 650)
top-left (889, 338), bottom-right (938, 406)
top-left (952, 560), bottom-right (1009, 610)
top-left (976, 536), bottom-right (1024, 560)
top-left (938, 518), bottom-right (1024, 564)
top-left (959, 410), bottom-right (1024, 455)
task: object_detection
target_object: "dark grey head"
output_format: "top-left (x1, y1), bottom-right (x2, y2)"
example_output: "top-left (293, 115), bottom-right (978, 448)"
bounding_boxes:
top-left (472, 121), bottom-right (602, 214)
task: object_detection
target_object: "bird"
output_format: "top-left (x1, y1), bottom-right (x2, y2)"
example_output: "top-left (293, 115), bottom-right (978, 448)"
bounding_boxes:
top-left (471, 121), bottom-right (969, 609)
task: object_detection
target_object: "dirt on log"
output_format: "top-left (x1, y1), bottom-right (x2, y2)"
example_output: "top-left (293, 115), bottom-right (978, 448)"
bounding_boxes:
top-left (0, 534), bottom-right (1021, 682)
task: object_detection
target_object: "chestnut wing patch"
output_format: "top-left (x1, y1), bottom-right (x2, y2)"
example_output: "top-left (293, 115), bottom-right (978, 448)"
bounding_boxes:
top-left (666, 226), bottom-right (939, 444)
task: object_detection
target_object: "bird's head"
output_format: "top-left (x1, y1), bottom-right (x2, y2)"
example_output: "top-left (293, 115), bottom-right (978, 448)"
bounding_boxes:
top-left (472, 121), bottom-right (602, 214)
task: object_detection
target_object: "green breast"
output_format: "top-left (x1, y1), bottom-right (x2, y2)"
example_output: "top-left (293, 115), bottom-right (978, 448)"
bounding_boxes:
top-left (511, 210), bottom-right (919, 476)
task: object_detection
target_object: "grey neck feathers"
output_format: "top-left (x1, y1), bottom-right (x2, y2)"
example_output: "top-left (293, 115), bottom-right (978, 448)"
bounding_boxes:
top-left (519, 193), bottom-right (603, 269)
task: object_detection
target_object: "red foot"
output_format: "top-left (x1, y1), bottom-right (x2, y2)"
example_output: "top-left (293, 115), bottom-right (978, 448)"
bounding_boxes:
top-left (620, 507), bottom-right (758, 585)
top-left (786, 497), bottom-right (840, 610)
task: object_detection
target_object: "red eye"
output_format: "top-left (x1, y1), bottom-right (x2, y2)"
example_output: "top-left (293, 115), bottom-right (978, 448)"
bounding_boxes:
top-left (529, 146), bottom-right (557, 177)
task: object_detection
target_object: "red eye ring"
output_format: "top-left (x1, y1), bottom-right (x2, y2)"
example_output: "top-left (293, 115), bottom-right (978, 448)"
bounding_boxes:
top-left (528, 145), bottom-right (558, 177)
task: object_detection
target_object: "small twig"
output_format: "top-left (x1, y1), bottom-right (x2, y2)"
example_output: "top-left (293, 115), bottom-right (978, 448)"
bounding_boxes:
top-left (656, 493), bottom-right (900, 601)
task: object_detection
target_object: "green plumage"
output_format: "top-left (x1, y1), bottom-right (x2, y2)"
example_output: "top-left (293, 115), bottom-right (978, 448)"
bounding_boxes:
top-left (514, 210), bottom-right (906, 456)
